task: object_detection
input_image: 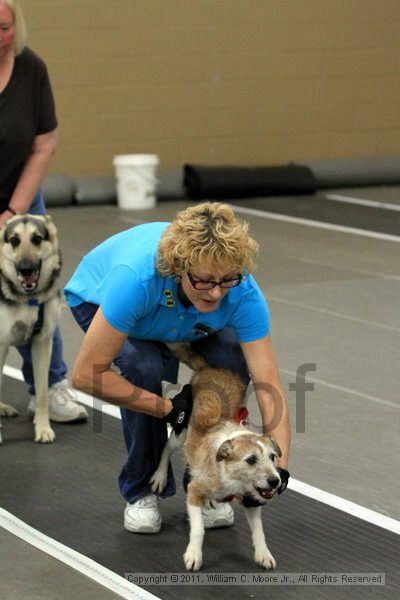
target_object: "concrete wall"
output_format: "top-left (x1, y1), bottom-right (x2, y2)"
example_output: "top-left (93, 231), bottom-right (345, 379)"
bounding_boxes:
top-left (21, 0), bottom-right (400, 176)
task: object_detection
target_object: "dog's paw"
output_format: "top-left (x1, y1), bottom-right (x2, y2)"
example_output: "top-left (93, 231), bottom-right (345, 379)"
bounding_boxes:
top-left (255, 549), bottom-right (276, 570)
top-left (0, 402), bottom-right (18, 417)
top-left (184, 544), bottom-right (203, 571)
top-left (34, 425), bottom-right (55, 443)
top-left (149, 469), bottom-right (167, 493)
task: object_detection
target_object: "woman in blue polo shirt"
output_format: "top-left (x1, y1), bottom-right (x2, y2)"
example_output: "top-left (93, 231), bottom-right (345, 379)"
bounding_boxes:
top-left (65, 202), bottom-right (291, 534)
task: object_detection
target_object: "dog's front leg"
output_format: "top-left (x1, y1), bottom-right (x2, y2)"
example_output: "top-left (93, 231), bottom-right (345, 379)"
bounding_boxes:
top-left (184, 486), bottom-right (204, 571)
top-left (150, 429), bottom-right (186, 493)
top-left (0, 344), bottom-right (17, 422)
top-left (244, 506), bottom-right (276, 570)
top-left (31, 336), bottom-right (55, 443)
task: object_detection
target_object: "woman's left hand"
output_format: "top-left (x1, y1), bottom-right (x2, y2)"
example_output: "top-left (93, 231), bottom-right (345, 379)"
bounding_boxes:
top-left (0, 209), bottom-right (14, 228)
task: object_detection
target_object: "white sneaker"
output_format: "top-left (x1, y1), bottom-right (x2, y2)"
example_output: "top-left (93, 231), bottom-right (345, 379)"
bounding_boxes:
top-left (124, 494), bottom-right (162, 533)
top-left (28, 379), bottom-right (88, 423)
top-left (202, 502), bottom-right (234, 529)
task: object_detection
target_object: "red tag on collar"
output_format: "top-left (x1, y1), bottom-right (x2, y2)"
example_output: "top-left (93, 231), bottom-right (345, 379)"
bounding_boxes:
top-left (234, 406), bottom-right (249, 424)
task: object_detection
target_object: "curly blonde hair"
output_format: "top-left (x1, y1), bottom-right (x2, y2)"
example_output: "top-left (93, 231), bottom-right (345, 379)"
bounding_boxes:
top-left (157, 202), bottom-right (259, 277)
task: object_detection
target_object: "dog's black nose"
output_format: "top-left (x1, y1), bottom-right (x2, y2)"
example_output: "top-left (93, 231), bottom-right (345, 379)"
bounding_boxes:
top-left (17, 260), bottom-right (36, 276)
top-left (267, 476), bottom-right (280, 489)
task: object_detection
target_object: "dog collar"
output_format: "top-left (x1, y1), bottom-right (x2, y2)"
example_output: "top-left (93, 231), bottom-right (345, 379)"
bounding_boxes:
top-left (234, 406), bottom-right (249, 426)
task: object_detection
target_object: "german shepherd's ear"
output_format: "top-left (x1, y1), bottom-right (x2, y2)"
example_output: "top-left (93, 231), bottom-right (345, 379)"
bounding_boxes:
top-left (43, 215), bottom-right (59, 250)
top-left (216, 439), bottom-right (234, 462)
top-left (0, 216), bottom-right (15, 246)
top-left (263, 434), bottom-right (282, 458)
top-left (0, 224), bottom-right (5, 246)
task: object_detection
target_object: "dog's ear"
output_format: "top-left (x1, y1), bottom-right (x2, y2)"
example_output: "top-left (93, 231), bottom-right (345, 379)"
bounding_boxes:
top-left (43, 215), bottom-right (59, 250)
top-left (0, 223), bottom-right (5, 246)
top-left (263, 434), bottom-right (282, 458)
top-left (0, 217), bottom-right (16, 245)
top-left (216, 439), bottom-right (234, 462)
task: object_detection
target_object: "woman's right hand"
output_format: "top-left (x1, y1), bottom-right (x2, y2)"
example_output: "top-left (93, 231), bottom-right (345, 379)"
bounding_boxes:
top-left (165, 384), bottom-right (193, 434)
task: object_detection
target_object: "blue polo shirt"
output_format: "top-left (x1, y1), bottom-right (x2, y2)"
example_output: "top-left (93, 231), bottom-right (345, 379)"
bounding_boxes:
top-left (64, 222), bottom-right (270, 343)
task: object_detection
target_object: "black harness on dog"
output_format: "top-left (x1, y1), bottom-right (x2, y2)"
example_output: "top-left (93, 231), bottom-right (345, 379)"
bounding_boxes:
top-left (28, 299), bottom-right (45, 336)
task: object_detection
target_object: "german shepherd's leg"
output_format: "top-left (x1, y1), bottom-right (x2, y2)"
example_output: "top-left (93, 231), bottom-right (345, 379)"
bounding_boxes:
top-left (0, 345), bottom-right (17, 419)
top-left (183, 485), bottom-right (205, 571)
top-left (150, 429), bottom-right (186, 493)
top-left (31, 335), bottom-right (55, 443)
top-left (244, 506), bottom-right (276, 570)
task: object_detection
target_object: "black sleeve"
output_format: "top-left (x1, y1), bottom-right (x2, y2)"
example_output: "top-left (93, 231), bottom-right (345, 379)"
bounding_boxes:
top-left (37, 62), bottom-right (57, 134)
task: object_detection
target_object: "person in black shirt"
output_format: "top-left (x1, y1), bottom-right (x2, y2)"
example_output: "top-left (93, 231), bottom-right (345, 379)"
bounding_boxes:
top-left (0, 0), bottom-right (88, 423)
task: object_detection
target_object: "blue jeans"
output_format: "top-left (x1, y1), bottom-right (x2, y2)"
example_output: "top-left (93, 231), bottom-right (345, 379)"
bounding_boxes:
top-left (16, 189), bottom-right (68, 394)
top-left (70, 301), bottom-right (250, 504)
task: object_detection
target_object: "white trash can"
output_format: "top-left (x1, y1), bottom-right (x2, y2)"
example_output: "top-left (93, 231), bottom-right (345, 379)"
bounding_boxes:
top-left (113, 154), bottom-right (159, 210)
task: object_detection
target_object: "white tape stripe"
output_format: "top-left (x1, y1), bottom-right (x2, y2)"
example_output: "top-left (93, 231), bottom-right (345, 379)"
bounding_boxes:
top-left (280, 368), bottom-right (399, 410)
top-left (230, 204), bottom-right (400, 242)
top-left (3, 365), bottom-right (399, 539)
top-left (326, 193), bottom-right (400, 212)
top-left (289, 479), bottom-right (400, 535)
top-left (0, 507), bottom-right (159, 600)
top-left (2, 364), bottom-right (122, 419)
top-left (268, 295), bottom-right (400, 334)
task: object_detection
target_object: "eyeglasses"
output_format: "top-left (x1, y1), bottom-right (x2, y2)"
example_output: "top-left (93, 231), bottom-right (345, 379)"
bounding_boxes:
top-left (187, 272), bottom-right (242, 290)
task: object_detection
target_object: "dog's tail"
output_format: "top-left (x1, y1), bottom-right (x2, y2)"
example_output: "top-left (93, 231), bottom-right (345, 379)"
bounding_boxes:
top-left (166, 343), bottom-right (208, 372)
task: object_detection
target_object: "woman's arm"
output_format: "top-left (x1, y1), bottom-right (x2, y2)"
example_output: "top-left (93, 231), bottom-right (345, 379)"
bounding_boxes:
top-left (72, 307), bottom-right (173, 417)
top-left (241, 334), bottom-right (291, 469)
top-left (0, 129), bottom-right (59, 225)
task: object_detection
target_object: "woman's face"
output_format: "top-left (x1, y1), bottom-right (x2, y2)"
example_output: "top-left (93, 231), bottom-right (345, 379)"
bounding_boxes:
top-left (0, 4), bottom-right (15, 59)
top-left (179, 261), bottom-right (240, 313)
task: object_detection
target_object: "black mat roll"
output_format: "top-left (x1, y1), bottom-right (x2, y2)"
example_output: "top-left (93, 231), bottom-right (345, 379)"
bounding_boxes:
top-left (184, 164), bottom-right (317, 200)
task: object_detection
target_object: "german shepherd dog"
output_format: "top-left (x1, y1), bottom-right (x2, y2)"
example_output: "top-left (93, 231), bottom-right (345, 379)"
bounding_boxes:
top-left (150, 344), bottom-right (282, 571)
top-left (0, 214), bottom-right (62, 444)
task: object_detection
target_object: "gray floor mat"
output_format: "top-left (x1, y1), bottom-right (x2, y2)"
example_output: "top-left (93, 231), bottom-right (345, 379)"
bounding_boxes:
top-left (229, 194), bottom-right (400, 236)
top-left (0, 376), bottom-right (398, 599)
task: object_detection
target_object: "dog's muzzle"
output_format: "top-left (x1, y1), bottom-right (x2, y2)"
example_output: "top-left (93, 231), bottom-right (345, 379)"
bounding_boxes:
top-left (255, 475), bottom-right (281, 500)
top-left (16, 260), bottom-right (42, 292)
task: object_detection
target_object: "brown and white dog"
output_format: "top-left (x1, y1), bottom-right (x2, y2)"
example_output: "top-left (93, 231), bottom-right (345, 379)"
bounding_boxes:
top-left (0, 214), bottom-right (62, 444)
top-left (150, 344), bottom-right (282, 571)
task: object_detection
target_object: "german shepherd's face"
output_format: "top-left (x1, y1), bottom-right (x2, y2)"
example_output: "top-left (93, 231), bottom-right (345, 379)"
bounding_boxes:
top-left (216, 433), bottom-right (282, 503)
top-left (0, 214), bottom-right (60, 294)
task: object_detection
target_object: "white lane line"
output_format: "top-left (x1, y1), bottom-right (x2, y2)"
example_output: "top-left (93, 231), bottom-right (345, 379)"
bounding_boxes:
top-left (3, 364), bottom-right (122, 418)
top-left (288, 479), bottom-right (400, 535)
top-left (280, 368), bottom-right (399, 410)
top-left (268, 295), bottom-right (400, 334)
top-left (0, 508), bottom-right (159, 600)
top-left (271, 252), bottom-right (400, 282)
top-left (230, 204), bottom-right (400, 242)
top-left (3, 365), bottom-right (399, 539)
top-left (326, 193), bottom-right (400, 212)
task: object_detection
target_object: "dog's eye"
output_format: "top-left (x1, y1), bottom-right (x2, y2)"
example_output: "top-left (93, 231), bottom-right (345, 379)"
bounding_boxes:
top-left (31, 235), bottom-right (42, 246)
top-left (9, 236), bottom-right (20, 248)
top-left (246, 455), bottom-right (257, 465)
top-left (269, 453), bottom-right (277, 462)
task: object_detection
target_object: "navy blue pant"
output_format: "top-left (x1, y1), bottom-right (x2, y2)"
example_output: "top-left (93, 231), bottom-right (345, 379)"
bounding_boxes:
top-left (16, 190), bottom-right (68, 393)
top-left (70, 301), bottom-right (250, 504)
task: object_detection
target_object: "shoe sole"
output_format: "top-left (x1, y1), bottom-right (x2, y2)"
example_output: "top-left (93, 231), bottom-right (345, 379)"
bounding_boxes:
top-left (204, 518), bottom-right (234, 529)
top-left (124, 522), bottom-right (162, 534)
